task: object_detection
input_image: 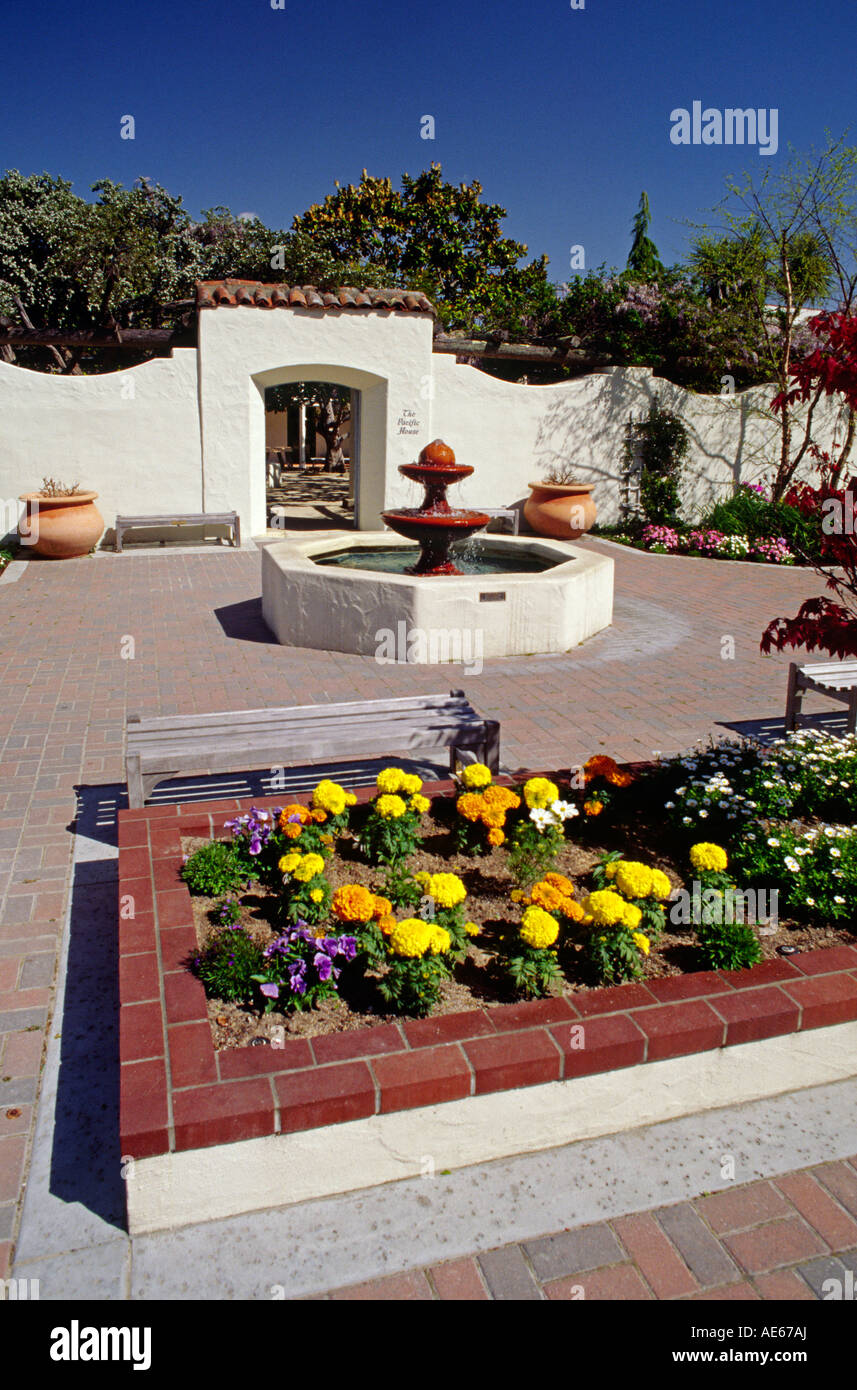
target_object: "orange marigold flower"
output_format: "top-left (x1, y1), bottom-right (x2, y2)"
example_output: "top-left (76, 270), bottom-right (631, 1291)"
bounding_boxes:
top-left (530, 881), bottom-right (566, 913)
top-left (311, 808), bottom-right (327, 823)
top-left (284, 823), bottom-right (303, 840)
top-left (278, 804), bottom-right (311, 832)
top-left (481, 810), bottom-right (506, 830)
top-left (560, 898), bottom-right (585, 922)
top-left (486, 827), bottom-right (504, 846)
top-left (377, 914), bottom-right (397, 935)
top-left (372, 895), bottom-right (393, 919)
top-left (544, 872), bottom-right (574, 894)
top-left (331, 884), bottom-right (377, 922)
top-left (608, 769), bottom-right (633, 788)
top-left (484, 785), bottom-right (520, 810)
top-left (457, 793), bottom-right (485, 822)
top-left (583, 755), bottom-right (618, 784)
top-left (583, 799), bottom-right (604, 817)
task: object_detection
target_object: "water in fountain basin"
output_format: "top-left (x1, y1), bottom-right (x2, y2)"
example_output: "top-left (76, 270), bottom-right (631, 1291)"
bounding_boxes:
top-left (313, 540), bottom-right (560, 575)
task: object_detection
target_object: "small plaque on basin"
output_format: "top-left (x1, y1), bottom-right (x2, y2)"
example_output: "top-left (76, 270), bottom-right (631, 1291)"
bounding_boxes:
top-left (480, 591), bottom-right (506, 602)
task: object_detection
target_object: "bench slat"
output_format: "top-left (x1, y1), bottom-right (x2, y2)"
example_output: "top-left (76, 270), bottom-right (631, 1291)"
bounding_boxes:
top-left (126, 695), bottom-right (475, 736)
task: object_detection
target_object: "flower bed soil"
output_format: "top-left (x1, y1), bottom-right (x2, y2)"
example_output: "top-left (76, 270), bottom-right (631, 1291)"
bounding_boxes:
top-left (118, 773), bottom-right (857, 1160)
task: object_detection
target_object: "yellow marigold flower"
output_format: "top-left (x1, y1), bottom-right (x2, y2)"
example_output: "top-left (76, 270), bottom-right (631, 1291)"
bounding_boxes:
top-left (689, 842), bottom-right (728, 874)
top-left (486, 827), bottom-right (504, 846)
top-left (413, 871), bottom-right (431, 886)
top-left (312, 779), bottom-right (349, 816)
top-left (457, 792), bottom-right (485, 822)
top-left (400, 772), bottom-right (422, 796)
top-left (510, 889), bottom-right (524, 903)
top-left (520, 905), bottom-right (560, 949)
top-left (310, 888), bottom-right (325, 903)
top-left (461, 762), bottom-right (492, 789)
top-left (621, 901), bottom-right (643, 930)
top-left (583, 799), bottom-right (604, 817)
top-left (425, 872), bottom-right (466, 908)
top-left (523, 777), bottom-right (559, 810)
top-left (579, 889), bottom-right (629, 927)
top-left (376, 793), bottom-right (406, 819)
top-left (378, 913), bottom-right (397, 935)
top-left (331, 884), bottom-right (377, 922)
top-left (409, 793), bottom-right (430, 815)
top-left (464, 920), bottom-right (480, 937)
top-left (650, 869), bottom-right (672, 900)
top-left (278, 853), bottom-right (301, 874)
top-left (372, 895), bottom-right (393, 919)
top-left (632, 931), bottom-right (650, 956)
top-left (613, 861), bottom-right (654, 901)
top-left (345, 792), bottom-right (357, 806)
top-left (293, 852), bottom-right (325, 882)
top-left (604, 862), bottom-right (618, 878)
top-left (376, 767), bottom-right (405, 795)
top-left (389, 918), bottom-right (433, 957)
top-left (428, 925), bottom-right (452, 955)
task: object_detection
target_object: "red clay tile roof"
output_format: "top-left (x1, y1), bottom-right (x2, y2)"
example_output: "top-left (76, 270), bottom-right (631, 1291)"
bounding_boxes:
top-left (196, 280), bottom-right (434, 314)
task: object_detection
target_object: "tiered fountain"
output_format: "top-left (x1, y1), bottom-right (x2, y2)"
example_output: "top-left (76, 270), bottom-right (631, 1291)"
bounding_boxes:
top-left (261, 436), bottom-right (614, 660)
top-left (381, 439), bottom-right (490, 575)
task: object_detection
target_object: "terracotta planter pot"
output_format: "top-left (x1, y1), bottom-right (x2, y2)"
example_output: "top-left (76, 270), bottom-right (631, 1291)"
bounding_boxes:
top-left (523, 482), bottom-right (597, 540)
top-left (18, 491), bottom-right (104, 559)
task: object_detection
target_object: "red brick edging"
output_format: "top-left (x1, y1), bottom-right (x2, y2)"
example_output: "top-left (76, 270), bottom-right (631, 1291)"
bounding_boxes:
top-left (117, 780), bottom-right (857, 1161)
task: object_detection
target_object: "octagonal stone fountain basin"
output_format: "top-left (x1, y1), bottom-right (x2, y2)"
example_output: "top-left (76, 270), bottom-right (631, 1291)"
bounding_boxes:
top-left (261, 531), bottom-right (614, 660)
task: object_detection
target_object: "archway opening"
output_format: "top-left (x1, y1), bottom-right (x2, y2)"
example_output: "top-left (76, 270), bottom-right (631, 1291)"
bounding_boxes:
top-left (264, 380), bottom-right (357, 530)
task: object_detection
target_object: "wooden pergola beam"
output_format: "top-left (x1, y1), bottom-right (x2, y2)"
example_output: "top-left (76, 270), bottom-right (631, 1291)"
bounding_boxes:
top-left (0, 328), bottom-right (191, 349)
top-left (431, 334), bottom-right (613, 369)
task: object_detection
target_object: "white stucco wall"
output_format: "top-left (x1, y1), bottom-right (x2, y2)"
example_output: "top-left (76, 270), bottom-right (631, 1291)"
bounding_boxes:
top-left (0, 350), bottom-right (203, 544)
top-left (198, 307), bottom-right (435, 535)
top-left (428, 358), bottom-right (850, 526)
top-left (0, 307), bottom-right (849, 547)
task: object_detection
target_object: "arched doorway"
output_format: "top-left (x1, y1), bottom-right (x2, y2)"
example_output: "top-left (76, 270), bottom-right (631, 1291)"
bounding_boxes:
top-left (250, 363), bottom-right (388, 533)
top-left (264, 379), bottom-right (357, 529)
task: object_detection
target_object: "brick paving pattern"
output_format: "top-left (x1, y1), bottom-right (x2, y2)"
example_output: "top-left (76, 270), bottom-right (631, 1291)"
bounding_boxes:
top-left (318, 1162), bottom-right (857, 1300)
top-left (0, 540), bottom-right (852, 1289)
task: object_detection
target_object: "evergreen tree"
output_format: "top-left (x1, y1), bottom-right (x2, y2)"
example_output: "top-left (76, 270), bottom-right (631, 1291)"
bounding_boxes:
top-left (627, 191), bottom-right (664, 279)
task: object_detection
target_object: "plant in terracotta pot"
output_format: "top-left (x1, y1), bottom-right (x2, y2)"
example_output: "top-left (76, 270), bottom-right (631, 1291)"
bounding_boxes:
top-left (524, 463), bottom-right (597, 540)
top-left (18, 477), bottom-right (104, 560)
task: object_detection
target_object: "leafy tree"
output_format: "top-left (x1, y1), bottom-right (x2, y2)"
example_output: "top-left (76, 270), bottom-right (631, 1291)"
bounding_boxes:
top-left (265, 382), bottom-right (351, 472)
top-left (627, 192), bottom-right (664, 279)
top-left (289, 164), bottom-right (552, 334)
top-left (689, 134), bottom-right (857, 499)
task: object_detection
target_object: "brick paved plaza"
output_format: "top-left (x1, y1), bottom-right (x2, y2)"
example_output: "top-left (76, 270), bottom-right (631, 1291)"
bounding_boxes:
top-left (1, 536), bottom-right (854, 1298)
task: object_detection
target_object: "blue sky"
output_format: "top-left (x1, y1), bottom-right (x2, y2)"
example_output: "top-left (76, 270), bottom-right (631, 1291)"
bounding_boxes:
top-left (4, 0), bottom-right (856, 282)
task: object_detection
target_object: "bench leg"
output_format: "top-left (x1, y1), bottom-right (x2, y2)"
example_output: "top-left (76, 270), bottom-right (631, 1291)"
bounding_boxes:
top-left (784, 662), bottom-right (802, 732)
top-left (126, 753), bottom-right (145, 808)
top-left (481, 721), bottom-right (501, 773)
top-left (115, 526), bottom-right (123, 554)
top-left (233, 517), bottom-right (241, 548)
top-left (848, 688), bottom-right (857, 736)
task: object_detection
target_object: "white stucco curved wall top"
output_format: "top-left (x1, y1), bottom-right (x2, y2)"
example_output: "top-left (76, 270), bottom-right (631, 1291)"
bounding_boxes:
top-left (0, 299), bottom-right (849, 547)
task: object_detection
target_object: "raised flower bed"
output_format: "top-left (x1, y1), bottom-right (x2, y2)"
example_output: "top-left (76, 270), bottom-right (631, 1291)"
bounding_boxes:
top-left (118, 739), bottom-right (857, 1172)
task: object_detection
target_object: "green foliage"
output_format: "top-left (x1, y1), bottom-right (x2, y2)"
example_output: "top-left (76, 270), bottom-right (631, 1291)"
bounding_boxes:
top-left (377, 952), bottom-right (450, 1017)
top-left (381, 863), bottom-right (424, 910)
top-left (502, 941), bottom-right (561, 998)
top-left (359, 804), bottom-right (422, 866)
top-left (627, 192), bottom-right (664, 280)
top-left (584, 925), bottom-right (644, 984)
top-left (732, 822), bottom-right (857, 924)
top-left (289, 163), bottom-right (551, 335)
top-left (193, 928), bottom-right (264, 1003)
top-left (507, 822), bottom-right (563, 888)
top-left (696, 919), bottom-right (762, 971)
top-left (700, 488), bottom-right (823, 561)
top-left (181, 840), bottom-right (250, 896)
top-left (626, 399), bottom-right (689, 523)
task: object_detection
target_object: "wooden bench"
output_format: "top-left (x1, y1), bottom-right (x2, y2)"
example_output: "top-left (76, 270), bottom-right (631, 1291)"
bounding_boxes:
top-left (785, 660), bottom-right (857, 734)
top-left (125, 690), bottom-right (500, 807)
top-left (115, 512), bottom-right (241, 553)
top-left (480, 507), bottom-right (521, 535)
